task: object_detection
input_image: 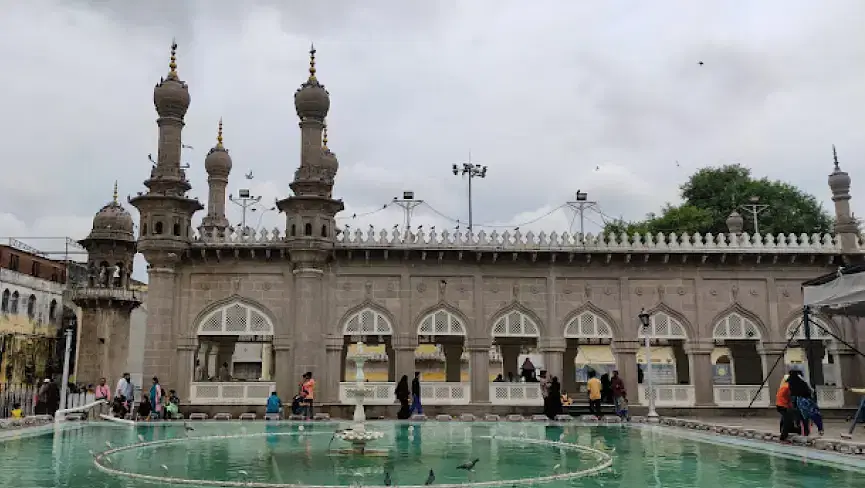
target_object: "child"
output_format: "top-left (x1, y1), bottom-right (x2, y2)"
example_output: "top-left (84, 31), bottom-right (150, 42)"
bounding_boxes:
top-left (10, 403), bottom-right (23, 419)
top-left (138, 395), bottom-right (152, 421)
top-left (616, 393), bottom-right (630, 421)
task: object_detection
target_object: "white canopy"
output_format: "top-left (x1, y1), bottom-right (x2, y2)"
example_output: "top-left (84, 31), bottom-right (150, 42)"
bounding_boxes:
top-left (803, 267), bottom-right (865, 317)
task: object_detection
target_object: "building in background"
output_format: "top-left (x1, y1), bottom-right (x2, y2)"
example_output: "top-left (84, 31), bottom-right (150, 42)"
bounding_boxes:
top-left (0, 242), bottom-right (72, 384)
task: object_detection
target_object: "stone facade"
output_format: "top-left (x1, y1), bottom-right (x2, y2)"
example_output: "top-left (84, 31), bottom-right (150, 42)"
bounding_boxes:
top-left (103, 43), bottom-right (865, 409)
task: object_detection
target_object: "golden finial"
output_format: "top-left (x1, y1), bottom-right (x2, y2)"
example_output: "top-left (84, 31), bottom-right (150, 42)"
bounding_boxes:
top-left (322, 123), bottom-right (329, 150)
top-left (168, 39), bottom-right (178, 78)
top-left (112, 180), bottom-right (118, 203)
top-left (308, 43), bottom-right (317, 81)
top-left (216, 118), bottom-right (224, 149)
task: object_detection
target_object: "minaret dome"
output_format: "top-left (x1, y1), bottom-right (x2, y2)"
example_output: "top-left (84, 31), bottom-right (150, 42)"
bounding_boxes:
top-left (294, 44), bottom-right (330, 121)
top-left (205, 118), bottom-right (232, 176)
top-left (153, 40), bottom-right (191, 118)
top-left (828, 145), bottom-right (851, 195)
top-left (319, 123), bottom-right (339, 173)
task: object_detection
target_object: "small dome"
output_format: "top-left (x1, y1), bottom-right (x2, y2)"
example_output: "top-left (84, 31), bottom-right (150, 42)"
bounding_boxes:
top-left (294, 45), bottom-right (329, 121)
top-left (726, 211), bottom-right (744, 234)
top-left (319, 126), bottom-right (339, 173)
top-left (205, 119), bottom-right (232, 175)
top-left (829, 166), bottom-right (851, 194)
top-left (92, 201), bottom-right (135, 236)
top-left (153, 42), bottom-right (190, 118)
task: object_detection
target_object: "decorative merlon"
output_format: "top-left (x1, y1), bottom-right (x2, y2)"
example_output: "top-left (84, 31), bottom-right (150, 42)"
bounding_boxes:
top-left (191, 227), bottom-right (862, 254)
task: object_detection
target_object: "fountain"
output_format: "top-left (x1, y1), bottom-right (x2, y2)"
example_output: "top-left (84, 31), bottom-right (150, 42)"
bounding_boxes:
top-left (333, 341), bottom-right (384, 453)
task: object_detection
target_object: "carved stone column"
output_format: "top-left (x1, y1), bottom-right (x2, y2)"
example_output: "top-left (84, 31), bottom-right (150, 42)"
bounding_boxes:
top-left (612, 340), bottom-right (640, 401)
top-left (175, 336), bottom-right (197, 400)
top-left (272, 336), bottom-right (293, 399)
top-left (539, 337), bottom-right (566, 381)
top-left (758, 342), bottom-right (787, 402)
top-left (563, 341), bottom-right (578, 395)
top-left (685, 340), bottom-right (715, 406)
top-left (141, 258), bottom-right (178, 389)
top-left (500, 344), bottom-right (520, 379)
top-left (837, 347), bottom-right (863, 406)
top-left (391, 333), bottom-right (418, 381)
top-left (442, 343), bottom-right (464, 382)
top-left (260, 343), bottom-right (273, 381)
top-left (323, 335), bottom-right (343, 402)
top-left (290, 257), bottom-right (325, 389)
top-left (385, 342), bottom-right (396, 381)
top-left (467, 337), bottom-right (492, 403)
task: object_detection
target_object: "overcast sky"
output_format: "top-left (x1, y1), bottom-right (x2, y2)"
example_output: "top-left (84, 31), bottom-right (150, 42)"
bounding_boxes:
top-left (1, 0), bottom-right (863, 281)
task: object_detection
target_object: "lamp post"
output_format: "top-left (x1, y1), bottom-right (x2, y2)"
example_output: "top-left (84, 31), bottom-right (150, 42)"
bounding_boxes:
top-left (59, 328), bottom-right (73, 411)
top-left (638, 309), bottom-right (659, 421)
top-left (452, 155), bottom-right (488, 231)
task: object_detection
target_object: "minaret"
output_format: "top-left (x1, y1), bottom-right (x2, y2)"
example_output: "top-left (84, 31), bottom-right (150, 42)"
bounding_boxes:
top-left (828, 145), bottom-right (858, 254)
top-left (129, 41), bottom-right (203, 390)
top-left (71, 182), bottom-right (142, 388)
top-left (199, 119), bottom-right (232, 235)
top-left (275, 45), bottom-right (344, 399)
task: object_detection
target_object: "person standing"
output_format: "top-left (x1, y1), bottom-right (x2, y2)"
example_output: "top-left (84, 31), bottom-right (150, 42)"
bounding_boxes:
top-left (776, 374), bottom-right (792, 436)
top-left (395, 375), bottom-right (411, 419)
top-left (587, 370), bottom-right (602, 418)
top-left (300, 372), bottom-right (315, 419)
top-left (35, 379), bottom-right (50, 415)
top-left (600, 373), bottom-right (612, 404)
top-left (94, 378), bottom-right (110, 402)
top-left (539, 370), bottom-right (551, 412)
top-left (149, 377), bottom-right (163, 420)
top-left (520, 358), bottom-right (536, 382)
top-left (410, 372), bottom-right (423, 415)
top-left (545, 376), bottom-right (563, 419)
top-left (610, 370), bottom-right (627, 416)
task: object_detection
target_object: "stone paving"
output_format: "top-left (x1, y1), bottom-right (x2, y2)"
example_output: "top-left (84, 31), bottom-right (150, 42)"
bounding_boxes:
top-left (0, 415), bottom-right (54, 431)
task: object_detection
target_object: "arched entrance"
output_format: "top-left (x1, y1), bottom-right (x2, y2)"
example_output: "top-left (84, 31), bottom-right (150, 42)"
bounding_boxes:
top-left (563, 310), bottom-right (615, 397)
top-left (341, 307), bottom-right (394, 382)
top-left (784, 316), bottom-right (840, 387)
top-left (415, 308), bottom-right (471, 404)
top-left (492, 308), bottom-right (541, 381)
top-left (637, 311), bottom-right (689, 385)
top-left (711, 312), bottom-right (766, 406)
top-left (191, 299), bottom-right (275, 405)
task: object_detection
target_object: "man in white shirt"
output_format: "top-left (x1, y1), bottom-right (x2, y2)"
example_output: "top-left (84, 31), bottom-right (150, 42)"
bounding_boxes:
top-left (115, 373), bottom-right (133, 404)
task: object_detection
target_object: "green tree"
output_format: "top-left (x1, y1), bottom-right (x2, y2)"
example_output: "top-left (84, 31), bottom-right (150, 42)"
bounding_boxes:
top-left (603, 165), bottom-right (833, 236)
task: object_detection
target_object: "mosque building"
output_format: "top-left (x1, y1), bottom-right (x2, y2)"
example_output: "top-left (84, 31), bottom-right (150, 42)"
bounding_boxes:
top-left (76, 43), bottom-right (864, 414)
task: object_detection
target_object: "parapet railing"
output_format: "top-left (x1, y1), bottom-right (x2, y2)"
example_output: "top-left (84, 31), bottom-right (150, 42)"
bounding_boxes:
top-left (191, 227), bottom-right (856, 253)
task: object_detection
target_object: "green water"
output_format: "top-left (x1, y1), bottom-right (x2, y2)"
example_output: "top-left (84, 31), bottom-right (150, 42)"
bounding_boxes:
top-left (0, 421), bottom-right (862, 487)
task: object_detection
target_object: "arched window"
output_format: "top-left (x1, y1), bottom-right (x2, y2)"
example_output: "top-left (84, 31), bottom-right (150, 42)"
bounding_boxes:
top-left (154, 221), bottom-right (164, 235)
top-left (141, 223), bottom-right (148, 236)
top-left (342, 307), bottom-right (394, 336)
top-left (1, 289), bottom-right (9, 313)
top-left (491, 309), bottom-right (540, 337)
top-left (304, 223), bottom-right (312, 236)
top-left (10, 291), bottom-right (20, 314)
top-left (27, 295), bottom-right (36, 319)
top-left (564, 310), bottom-right (614, 340)
top-left (197, 300), bottom-right (275, 336)
top-left (173, 222), bottom-right (181, 236)
top-left (321, 225), bottom-right (328, 238)
top-left (49, 299), bottom-right (58, 323)
top-left (418, 308), bottom-right (466, 336)
top-left (637, 311), bottom-right (688, 339)
top-left (713, 312), bottom-right (761, 340)
top-left (290, 224), bottom-right (297, 237)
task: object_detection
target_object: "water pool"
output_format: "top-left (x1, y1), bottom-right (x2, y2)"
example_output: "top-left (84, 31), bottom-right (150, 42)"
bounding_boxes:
top-left (1, 421), bottom-right (863, 487)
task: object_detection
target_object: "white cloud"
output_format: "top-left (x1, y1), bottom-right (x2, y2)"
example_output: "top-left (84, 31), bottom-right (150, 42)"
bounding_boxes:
top-left (1, 0), bottom-right (864, 281)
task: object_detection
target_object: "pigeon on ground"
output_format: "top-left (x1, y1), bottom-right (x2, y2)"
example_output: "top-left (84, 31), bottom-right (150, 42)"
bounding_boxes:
top-left (425, 469), bottom-right (435, 485)
top-left (184, 422), bottom-right (194, 431)
top-left (384, 472), bottom-right (392, 486)
top-left (457, 459), bottom-right (480, 471)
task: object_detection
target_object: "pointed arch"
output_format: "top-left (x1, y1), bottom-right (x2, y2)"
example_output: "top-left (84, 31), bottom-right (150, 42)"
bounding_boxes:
top-left (416, 303), bottom-right (468, 336)
top-left (710, 303), bottom-right (766, 341)
top-left (490, 302), bottom-right (542, 337)
top-left (638, 304), bottom-right (692, 339)
top-left (340, 301), bottom-right (395, 336)
top-left (563, 303), bottom-right (618, 340)
top-left (784, 312), bottom-right (839, 341)
top-left (194, 295), bottom-right (276, 336)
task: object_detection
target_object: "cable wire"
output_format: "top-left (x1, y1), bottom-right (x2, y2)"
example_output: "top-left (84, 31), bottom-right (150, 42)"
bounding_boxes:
top-left (335, 203), bottom-right (392, 221)
top-left (420, 202), bottom-right (567, 229)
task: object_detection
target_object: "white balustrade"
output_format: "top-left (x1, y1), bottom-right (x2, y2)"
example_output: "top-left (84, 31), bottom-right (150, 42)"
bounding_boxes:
top-left (189, 382), bottom-right (275, 405)
top-left (713, 385), bottom-right (769, 407)
top-left (420, 382), bottom-right (471, 405)
top-left (816, 386), bottom-right (845, 408)
top-left (638, 385), bottom-right (696, 407)
top-left (490, 383), bottom-right (543, 406)
top-left (191, 226), bottom-right (850, 253)
top-left (338, 382), bottom-right (395, 405)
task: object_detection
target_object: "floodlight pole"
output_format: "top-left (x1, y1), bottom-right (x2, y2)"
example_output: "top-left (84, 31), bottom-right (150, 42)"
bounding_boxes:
top-left (639, 309), bottom-right (659, 421)
top-left (452, 153), bottom-right (488, 231)
top-left (566, 191), bottom-right (597, 242)
top-left (392, 191), bottom-right (424, 231)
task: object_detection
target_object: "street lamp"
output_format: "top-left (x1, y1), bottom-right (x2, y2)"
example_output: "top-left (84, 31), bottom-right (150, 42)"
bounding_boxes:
top-left (451, 158), bottom-right (488, 231)
top-left (229, 189), bottom-right (262, 235)
top-left (638, 308), bottom-right (659, 421)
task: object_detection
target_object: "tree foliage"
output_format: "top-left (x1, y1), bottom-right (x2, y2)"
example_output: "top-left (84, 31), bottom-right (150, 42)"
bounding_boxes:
top-left (603, 165), bottom-right (833, 236)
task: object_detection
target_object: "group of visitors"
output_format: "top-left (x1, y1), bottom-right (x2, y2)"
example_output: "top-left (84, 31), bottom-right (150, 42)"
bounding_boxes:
top-left (265, 372), bottom-right (316, 419)
top-left (586, 370), bottom-right (629, 420)
top-left (108, 374), bottom-right (180, 421)
top-left (395, 372), bottom-right (423, 419)
top-left (776, 369), bottom-right (824, 440)
top-left (34, 378), bottom-right (61, 416)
